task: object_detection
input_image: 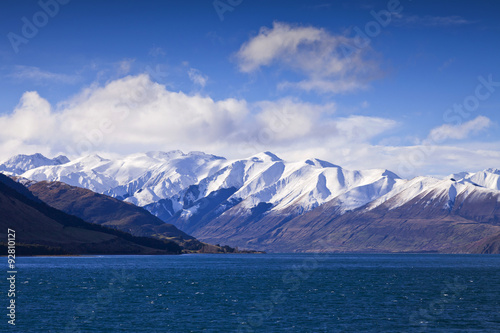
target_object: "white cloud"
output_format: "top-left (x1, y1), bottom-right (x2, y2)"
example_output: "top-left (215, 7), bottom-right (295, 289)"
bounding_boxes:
top-left (392, 144), bottom-right (500, 178)
top-left (1, 74), bottom-right (498, 178)
top-left (0, 74), bottom-right (393, 163)
top-left (236, 22), bottom-right (323, 72)
top-left (335, 116), bottom-right (397, 142)
top-left (235, 21), bottom-right (381, 94)
top-left (254, 98), bottom-right (336, 141)
top-left (0, 74), bottom-right (248, 160)
top-left (188, 68), bottom-right (208, 88)
top-left (428, 116), bottom-right (492, 142)
top-left (8, 66), bottom-right (79, 84)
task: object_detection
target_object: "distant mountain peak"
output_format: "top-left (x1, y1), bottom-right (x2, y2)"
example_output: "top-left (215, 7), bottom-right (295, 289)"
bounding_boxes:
top-left (446, 168), bottom-right (500, 192)
top-left (73, 154), bottom-right (109, 164)
top-left (381, 169), bottom-right (401, 179)
top-left (145, 150), bottom-right (184, 160)
top-left (186, 151), bottom-right (226, 160)
top-left (305, 158), bottom-right (338, 169)
top-left (447, 171), bottom-right (471, 181)
top-left (250, 151), bottom-right (282, 163)
top-left (144, 150), bottom-right (226, 161)
top-left (486, 168), bottom-right (500, 175)
top-left (0, 153), bottom-right (70, 175)
top-left (53, 155), bottom-right (70, 164)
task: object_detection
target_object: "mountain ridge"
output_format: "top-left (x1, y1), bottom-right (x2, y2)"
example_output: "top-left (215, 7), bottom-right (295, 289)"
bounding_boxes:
top-left (2, 151), bottom-right (499, 253)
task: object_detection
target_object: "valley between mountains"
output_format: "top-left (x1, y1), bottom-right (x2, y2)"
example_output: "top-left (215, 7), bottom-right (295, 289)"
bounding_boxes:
top-left (2, 151), bottom-right (500, 253)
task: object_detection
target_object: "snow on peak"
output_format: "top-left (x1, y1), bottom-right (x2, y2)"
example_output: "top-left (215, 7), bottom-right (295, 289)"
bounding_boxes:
top-left (485, 168), bottom-right (500, 175)
top-left (381, 169), bottom-right (400, 179)
top-left (249, 151), bottom-right (282, 163)
top-left (145, 150), bottom-right (185, 160)
top-left (205, 157), bottom-right (402, 214)
top-left (187, 151), bottom-right (225, 160)
top-left (446, 171), bottom-right (471, 182)
top-left (305, 158), bottom-right (338, 169)
top-left (75, 154), bottom-right (109, 163)
top-left (9, 150), bottom-right (500, 223)
top-left (443, 168), bottom-right (500, 191)
top-left (53, 155), bottom-right (70, 164)
top-left (0, 153), bottom-right (70, 175)
top-left (447, 168), bottom-right (500, 191)
top-left (367, 171), bottom-right (500, 213)
top-left (468, 169), bottom-right (500, 191)
top-left (144, 150), bottom-right (225, 162)
top-left (367, 176), bottom-right (440, 210)
top-left (10, 150), bottom-right (402, 214)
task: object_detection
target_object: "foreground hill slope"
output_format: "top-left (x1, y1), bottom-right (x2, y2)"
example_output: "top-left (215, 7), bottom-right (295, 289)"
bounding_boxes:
top-left (0, 174), bottom-right (181, 255)
top-left (26, 180), bottom-right (236, 253)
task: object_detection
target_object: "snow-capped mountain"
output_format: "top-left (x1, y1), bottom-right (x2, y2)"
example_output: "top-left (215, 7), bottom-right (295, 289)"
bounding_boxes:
top-left (2, 151), bottom-right (500, 253)
top-left (3, 151), bottom-right (499, 219)
top-left (190, 171), bottom-right (500, 253)
top-left (0, 153), bottom-right (69, 175)
top-left (451, 168), bottom-right (500, 191)
top-left (366, 169), bottom-right (500, 212)
top-left (9, 151), bottom-right (402, 219)
top-left (19, 151), bottom-right (226, 203)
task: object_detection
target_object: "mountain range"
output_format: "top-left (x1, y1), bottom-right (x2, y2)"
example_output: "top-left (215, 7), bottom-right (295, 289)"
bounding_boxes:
top-left (2, 151), bottom-right (500, 253)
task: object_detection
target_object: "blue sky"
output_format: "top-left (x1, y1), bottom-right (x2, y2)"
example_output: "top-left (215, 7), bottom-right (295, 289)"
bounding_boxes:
top-left (0, 0), bottom-right (499, 177)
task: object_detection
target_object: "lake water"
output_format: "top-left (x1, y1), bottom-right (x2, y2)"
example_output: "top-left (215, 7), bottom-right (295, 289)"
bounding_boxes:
top-left (4, 254), bottom-right (500, 332)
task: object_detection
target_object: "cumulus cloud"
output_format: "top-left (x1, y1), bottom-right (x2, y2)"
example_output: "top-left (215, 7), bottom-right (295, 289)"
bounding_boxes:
top-left (235, 21), bottom-right (381, 94)
top-left (253, 98), bottom-right (335, 141)
top-left (428, 116), bottom-right (492, 142)
top-left (1, 74), bottom-right (498, 178)
top-left (0, 74), bottom-right (395, 163)
top-left (0, 75), bottom-right (248, 160)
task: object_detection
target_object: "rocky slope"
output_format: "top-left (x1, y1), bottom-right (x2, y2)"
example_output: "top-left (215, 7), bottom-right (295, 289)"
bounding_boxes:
top-left (0, 174), bottom-right (181, 255)
top-left (25, 180), bottom-right (239, 253)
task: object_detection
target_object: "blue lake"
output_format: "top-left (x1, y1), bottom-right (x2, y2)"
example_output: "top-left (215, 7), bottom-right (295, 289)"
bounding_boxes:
top-left (3, 254), bottom-right (500, 332)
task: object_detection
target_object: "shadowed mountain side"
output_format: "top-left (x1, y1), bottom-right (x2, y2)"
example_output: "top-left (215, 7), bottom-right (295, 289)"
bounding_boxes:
top-left (193, 187), bottom-right (500, 254)
top-left (0, 174), bottom-right (181, 255)
top-left (27, 181), bottom-right (239, 253)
